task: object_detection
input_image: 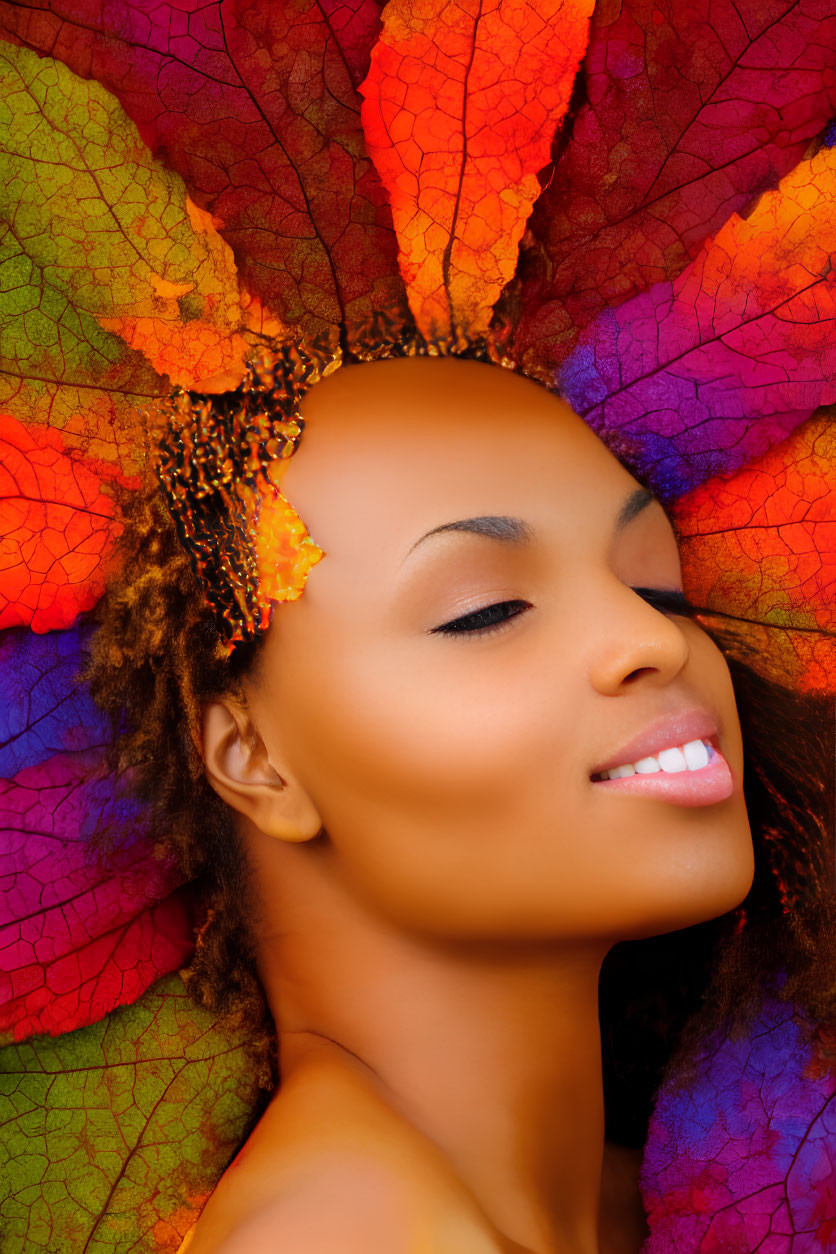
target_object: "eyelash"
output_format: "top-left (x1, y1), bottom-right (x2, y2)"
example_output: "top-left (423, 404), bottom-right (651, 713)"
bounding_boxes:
top-left (631, 587), bottom-right (700, 617)
top-left (430, 588), bottom-right (699, 638)
top-left (430, 599), bottom-right (531, 637)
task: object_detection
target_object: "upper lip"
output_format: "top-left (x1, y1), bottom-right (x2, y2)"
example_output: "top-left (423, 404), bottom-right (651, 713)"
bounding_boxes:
top-left (589, 707), bottom-right (720, 778)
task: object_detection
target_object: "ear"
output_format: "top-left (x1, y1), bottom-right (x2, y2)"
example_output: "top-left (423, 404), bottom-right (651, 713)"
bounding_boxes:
top-left (201, 698), bottom-right (322, 842)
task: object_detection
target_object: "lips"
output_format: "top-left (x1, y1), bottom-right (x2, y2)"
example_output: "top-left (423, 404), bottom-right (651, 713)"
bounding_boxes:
top-left (588, 707), bottom-right (721, 780)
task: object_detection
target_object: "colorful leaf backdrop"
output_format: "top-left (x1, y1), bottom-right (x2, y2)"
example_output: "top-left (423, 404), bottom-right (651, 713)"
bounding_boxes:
top-left (0, 0), bottom-right (834, 1248)
top-left (0, 0), bottom-right (405, 335)
top-left (642, 1001), bottom-right (836, 1252)
top-left (507, 0), bottom-right (836, 372)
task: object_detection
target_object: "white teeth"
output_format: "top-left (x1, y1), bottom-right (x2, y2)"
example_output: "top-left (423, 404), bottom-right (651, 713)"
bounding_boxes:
top-left (634, 755), bottom-right (661, 774)
top-left (598, 738), bottom-right (713, 780)
top-left (658, 746), bottom-right (688, 772)
top-left (683, 738), bottom-right (710, 770)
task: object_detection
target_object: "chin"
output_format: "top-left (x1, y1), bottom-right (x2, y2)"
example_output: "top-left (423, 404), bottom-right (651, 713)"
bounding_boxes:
top-left (617, 798), bottom-right (756, 939)
top-left (634, 858), bottom-right (755, 940)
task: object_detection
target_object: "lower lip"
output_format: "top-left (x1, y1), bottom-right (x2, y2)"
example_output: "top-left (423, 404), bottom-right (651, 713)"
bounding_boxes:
top-left (590, 746), bottom-right (735, 807)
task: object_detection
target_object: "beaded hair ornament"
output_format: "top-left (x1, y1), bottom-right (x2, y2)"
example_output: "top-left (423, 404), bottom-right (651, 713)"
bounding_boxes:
top-left (1, 1), bottom-right (836, 1250)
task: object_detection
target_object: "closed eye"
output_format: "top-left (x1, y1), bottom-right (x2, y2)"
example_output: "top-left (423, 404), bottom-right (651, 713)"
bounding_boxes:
top-left (430, 588), bottom-right (697, 639)
top-left (429, 599), bottom-right (532, 637)
top-left (632, 587), bottom-right (700, 617)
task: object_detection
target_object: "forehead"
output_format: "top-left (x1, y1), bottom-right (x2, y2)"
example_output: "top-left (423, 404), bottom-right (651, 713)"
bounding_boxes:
top-left (280, 356), bottom-right (635, 539)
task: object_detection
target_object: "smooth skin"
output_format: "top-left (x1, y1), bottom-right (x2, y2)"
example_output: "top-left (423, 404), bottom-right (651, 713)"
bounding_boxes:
top-left (187, 357), bottom-right (754, 1254)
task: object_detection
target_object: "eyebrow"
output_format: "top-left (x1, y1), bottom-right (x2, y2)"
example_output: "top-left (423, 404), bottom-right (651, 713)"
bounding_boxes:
top-left (404, 488), bottom-right (655, 559)
top-left (615, 486), bottom-right (655, 531)
top-left (405, 514), bottom-right (534, 556)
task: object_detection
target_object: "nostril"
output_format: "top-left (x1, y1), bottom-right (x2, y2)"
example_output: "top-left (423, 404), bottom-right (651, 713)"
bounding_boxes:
top-left (623, 666), bottom-right (656, 683)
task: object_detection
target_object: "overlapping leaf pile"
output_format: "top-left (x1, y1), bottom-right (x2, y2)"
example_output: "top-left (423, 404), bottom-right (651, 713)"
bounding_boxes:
top-left (0, 0), bottom-right (835, 1248)
top-left (507, 0), bottom-right (836, 372)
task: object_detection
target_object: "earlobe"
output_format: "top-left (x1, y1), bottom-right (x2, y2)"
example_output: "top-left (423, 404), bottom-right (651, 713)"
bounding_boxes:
top-left (201, 700), bottom-right (322, 843)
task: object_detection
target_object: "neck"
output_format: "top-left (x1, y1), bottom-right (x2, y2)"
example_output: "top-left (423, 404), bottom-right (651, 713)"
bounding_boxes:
top-left (250, 834), bottom-right (608, 1254)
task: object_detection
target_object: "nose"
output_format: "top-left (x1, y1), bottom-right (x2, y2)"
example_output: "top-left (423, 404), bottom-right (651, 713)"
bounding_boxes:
top-left (586, 581), bottom-right (691, 696)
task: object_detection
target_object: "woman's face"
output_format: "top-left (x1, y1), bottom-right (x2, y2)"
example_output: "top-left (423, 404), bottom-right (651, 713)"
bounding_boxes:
top-left (234, 356), bottom-right (753, 944)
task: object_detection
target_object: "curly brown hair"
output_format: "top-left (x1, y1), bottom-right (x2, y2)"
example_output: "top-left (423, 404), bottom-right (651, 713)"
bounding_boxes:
top-left (80, 335), bottom-right (836, 1141)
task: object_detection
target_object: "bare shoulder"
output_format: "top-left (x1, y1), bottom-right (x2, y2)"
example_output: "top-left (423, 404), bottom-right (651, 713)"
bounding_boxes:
top-left (186, 1050), bottom-right (503, 1254)
top-left (211, 1157), bottom-right (418, 1254)
top-left (213, 1161), bottom-right (505, 1254)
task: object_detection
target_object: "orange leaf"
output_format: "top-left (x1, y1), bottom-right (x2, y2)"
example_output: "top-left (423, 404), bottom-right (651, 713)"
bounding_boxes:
top-left (359, 0), bottom-right (594, 342)
top-left (672, 412), bottom-right (836, 694)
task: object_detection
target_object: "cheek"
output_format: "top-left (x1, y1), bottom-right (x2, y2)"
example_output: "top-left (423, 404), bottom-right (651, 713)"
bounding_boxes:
top-left (264, 633), bottom-right (588, 932)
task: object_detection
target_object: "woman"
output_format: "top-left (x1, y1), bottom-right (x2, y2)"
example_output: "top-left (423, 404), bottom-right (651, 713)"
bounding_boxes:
top-left (84, 335), bottom-right (790, 1253)
top-left (1, 1), bottom-right (834, 1245)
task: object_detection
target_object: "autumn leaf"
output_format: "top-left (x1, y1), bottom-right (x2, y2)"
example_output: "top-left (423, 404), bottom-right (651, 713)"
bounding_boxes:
top-left (0, 628), bottom-right (192, 1043)
top-left (507, 0), bottom-right (836, 373)
top-left (558, 146), bottom-right (836, 500)
top-left (641, 999), bottom-right (836, 1251)
top-left (0, 203), bottom-right (157, 472)
top-left (0, 749), bottom-right (194, 1043)
top-left (0, 0), bottom-right (406, 336)
top-left (0, 624), bottom-right (108, 778)
top-left (0, 973), bottom-right (263, 1252)
top-left (0, 415), bottom-right (133, 633)
top-left (0, 40), bottom-right (245, 402)
top-left (320, 0), bottom-right (386, 87)
top-left (359, 0), bottom-right (594, 342)
top-left (671, 411), bottom-right (836, 695)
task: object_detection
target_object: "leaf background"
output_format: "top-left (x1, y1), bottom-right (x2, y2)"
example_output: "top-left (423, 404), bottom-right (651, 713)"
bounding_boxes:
top-left (0, 0), bottom-right (834, 1248)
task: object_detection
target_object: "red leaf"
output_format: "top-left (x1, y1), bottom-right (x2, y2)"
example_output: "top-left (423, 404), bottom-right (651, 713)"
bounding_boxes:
top-left (0, 415), bottom-right (132, 632)
top-left (508, 0), bottom-right (836, 372)
top-left (319, 0), bottom-right (385, 88)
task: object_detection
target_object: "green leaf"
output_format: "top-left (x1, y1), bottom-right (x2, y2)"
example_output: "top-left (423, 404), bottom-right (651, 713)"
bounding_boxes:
top-left (0, 974), bottom-right (263, 1252)
top-left (0, 41), bottom-right (246, 471)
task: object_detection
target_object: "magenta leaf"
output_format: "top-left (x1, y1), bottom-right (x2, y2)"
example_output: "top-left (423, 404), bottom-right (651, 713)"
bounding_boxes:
top-left (642, 1000), bottom-right (836, 1251)
top-left (0, 752), bottom-right (193, 1042)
